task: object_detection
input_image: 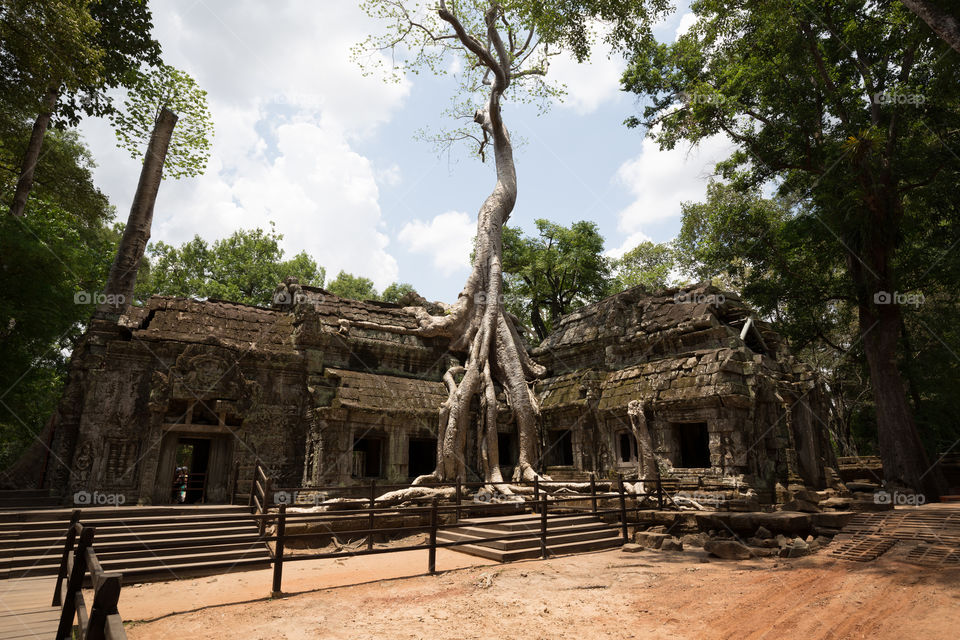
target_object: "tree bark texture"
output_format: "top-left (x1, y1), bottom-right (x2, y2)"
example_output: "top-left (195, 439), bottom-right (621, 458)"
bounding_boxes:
top-left (101, 107), bottom-right (178, 313)
top-left (8, 87), bottom-right (59, 218)
top-left (408, 4), bottom-right (547, 490)
top-left (901, 0), bottom-right (960, 54)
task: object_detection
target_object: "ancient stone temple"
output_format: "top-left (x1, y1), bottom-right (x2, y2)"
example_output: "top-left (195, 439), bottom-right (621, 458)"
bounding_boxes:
top-left (14, 282), bottom-right (836, 505)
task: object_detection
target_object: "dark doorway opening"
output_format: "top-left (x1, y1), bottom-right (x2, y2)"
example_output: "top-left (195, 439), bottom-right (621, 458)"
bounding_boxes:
top-left (544, 429), bottom-right (574, 467)
top-left (353, 437), bottom-right (383, 478)
top-left (172, 437), bottom-right (210, 503)
top-left (408, 438), bottom-right (436, 479)
top-left (675, 422), bottom-right (711, 468)
top-left (498, 431), bottom-right (518, 468)
top-left (618, 432), bottom-right (637, 464)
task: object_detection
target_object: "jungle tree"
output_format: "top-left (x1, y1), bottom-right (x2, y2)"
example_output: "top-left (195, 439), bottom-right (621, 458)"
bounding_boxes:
top-left (358, 0), bottom-right (666, 488)
top-left (2, 0), bottom-right (161, 217)
top-left (101, 64), bottom-right (212, 313)
top-left (623, 0), bottom-right (960, 496)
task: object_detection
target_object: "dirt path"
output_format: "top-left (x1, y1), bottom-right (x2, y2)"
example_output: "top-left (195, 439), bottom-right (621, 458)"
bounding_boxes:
top-left (123, 547), bottom-right (960, 640)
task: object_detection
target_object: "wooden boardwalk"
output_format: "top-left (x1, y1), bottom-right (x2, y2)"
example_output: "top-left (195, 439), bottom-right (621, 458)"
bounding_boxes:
top-left (0, 576), bottom-right (59, 639)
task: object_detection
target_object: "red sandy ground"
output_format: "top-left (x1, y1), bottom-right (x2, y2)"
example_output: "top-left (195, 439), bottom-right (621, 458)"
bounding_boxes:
top-left (120, 543), bottom-right (960, 640)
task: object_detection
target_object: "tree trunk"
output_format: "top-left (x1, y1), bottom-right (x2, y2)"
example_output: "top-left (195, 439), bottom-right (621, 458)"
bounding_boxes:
top-left (859, 300), bottom-right (944, 499)
top-left (901, 0), bottom-right (960, 54)
top-left (8, 87), bottom-right (59, 218)
top-left (406, 5), bottom-right (548, 490)
top-left (101, 107), bottom-right (178, 313)
top-left (628, 400), bottom-right (657, 486)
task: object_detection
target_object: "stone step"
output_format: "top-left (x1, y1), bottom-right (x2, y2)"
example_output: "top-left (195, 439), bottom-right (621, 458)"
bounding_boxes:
top-left (455, 513), bottom-right (601, 532)
top-left (447, 533), bottom-right (623, 562)
top-left (0, 505), bottom-right (269, 582)
top-left (438, 522), bottom-right (618, 551)
top-left (0, 504), bottom-right (250, 524)
top-left (439, 513), bottom-right (623, 562)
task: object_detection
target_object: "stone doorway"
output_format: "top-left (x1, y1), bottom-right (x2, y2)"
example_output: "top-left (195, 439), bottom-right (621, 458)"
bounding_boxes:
top-left (154, 431), bottom-right (234, 504)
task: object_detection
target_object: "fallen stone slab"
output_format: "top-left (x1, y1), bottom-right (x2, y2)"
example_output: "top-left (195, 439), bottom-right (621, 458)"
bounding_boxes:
top-left (635, 531), bottom-right (670, 549)
top-left (704, 540), bottom-right (753, 560)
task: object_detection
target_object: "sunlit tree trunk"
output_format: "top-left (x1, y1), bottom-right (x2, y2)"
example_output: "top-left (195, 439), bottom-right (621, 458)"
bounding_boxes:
top-left (101, 107), bottom-right (178, 313)
top-left (8, 87), bottom-right (59, 218)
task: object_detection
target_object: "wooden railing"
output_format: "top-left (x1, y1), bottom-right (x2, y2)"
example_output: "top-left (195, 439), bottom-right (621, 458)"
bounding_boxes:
top-left (51, 512), bottom-right (127, 640)
top-left (248, 459), bottom-right (272, 535)
top-left (260, 474), bottom-right (657, 597)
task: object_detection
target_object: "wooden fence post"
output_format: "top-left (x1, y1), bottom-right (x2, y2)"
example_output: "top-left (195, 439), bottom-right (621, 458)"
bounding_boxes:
top-left (368, 479), bottom-right (376, 551)
top-left (656, 466), bottom-right (664, 510)
top-left (271, 504), bottom-right (286, 598)
top-left (539, 494), bottom-right (548, 559)
top-left (618, 474), bottom-right (629, 543)
top-left (590, 475), bottom-right (597, 516)
top-left (85, 573), bottom-right (121, 640)
top-left (249, 460), bottom-right (259, 511)
top-left (56, 525), bottom-right (94, 639)
top-left (455, 479), bottom-right (461, 522)
top-left (533, 477), bottom-right (540, 515)
top-left (428, 498), bottom-right (438, 575)
top-left (52, 510), bottom-right (80, 606)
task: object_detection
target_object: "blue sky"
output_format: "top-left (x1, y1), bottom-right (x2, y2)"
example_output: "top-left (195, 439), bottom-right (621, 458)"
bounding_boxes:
top-left (79, 1), bottom-right (729, 303)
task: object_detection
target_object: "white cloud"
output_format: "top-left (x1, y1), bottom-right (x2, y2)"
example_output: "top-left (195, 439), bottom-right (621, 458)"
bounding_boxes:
top-left (398, 211), bottom-right (474, 275)
top-left (549, 22), bottom-right (626, 115)
top-left (675, 12), bottom-right (698, 39)
top-left (376, 164), bottom-right (402, 188)
top-left (78, 0), bottom-right (411, 290)
top-left (605, 230), bottom-right (654, 260)
top-left (613, 132), bottom-right (734, 236)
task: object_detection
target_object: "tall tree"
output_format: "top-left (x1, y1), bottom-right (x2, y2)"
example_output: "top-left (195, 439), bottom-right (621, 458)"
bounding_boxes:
top-left (2, 0), bottom-right (161, 217)
top-left (623, 1), bottom-right (959, 496)
top-left (139, 227), bottom-right (325, 307)
top-left (0, 128), bottom-right (117, 474)
top-left (325, 271), bottom-right (379, 301)
top-left (360, 0), bottom-right (667, 487)
top-left (101, 64), bottom-right (212, 314)
top-left (900, 0), bottom-right (960, 54)
top-left (612, 240), bottom-right (677, 292)
top-left (501, 219), bottom-right (610, 341)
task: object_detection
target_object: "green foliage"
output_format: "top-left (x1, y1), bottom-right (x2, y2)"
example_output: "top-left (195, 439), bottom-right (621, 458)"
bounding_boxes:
top-left (612, 240), bottom-right (678, 292)
top-left (325, 271), bottom-right (380, 302)
top-left (110, 64), bottom-right (213, 179)
top-left (381, 282), bottom-right (418, 303)
top-left (0, 0), bottom-right (162, 124)
top-left (0, 0), bottom-right (104, 114)
top-left (502, 219), bottom-right (609, 341)
top-left (0, 129), bottom-right (117, 470)
top-left (623, 0), bottom-right (960, 457)
top-left (138, 226), bottom-right (325, 307)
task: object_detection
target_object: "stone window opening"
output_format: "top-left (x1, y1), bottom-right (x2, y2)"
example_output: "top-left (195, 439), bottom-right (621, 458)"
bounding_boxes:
top-left (672, 422), bottom-right (711, 468)
top-left (498, 431), bottom-right (518, 469)
top-left (617, 431), bottom-right (638, 465)
top-left (407, 438), bottom-right (437, 479)
top-left (352, 436), bottom-right (384, 478)
top-left (544, 429), bottom-right (574, 467)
